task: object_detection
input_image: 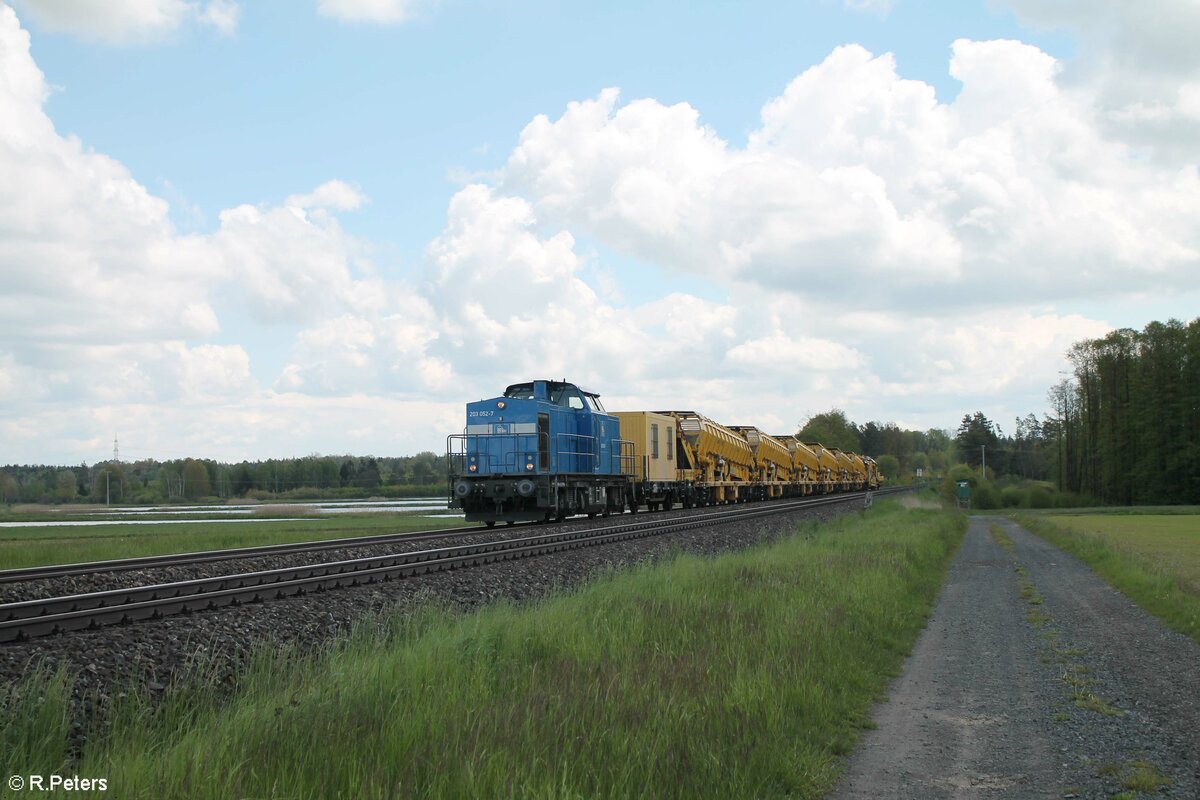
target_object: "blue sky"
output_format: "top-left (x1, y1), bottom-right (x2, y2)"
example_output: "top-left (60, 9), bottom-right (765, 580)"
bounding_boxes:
top-left (1, 0), bottom-right (1197, 464)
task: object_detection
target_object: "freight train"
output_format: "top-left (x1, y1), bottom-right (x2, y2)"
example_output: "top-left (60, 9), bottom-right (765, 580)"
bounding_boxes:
top-left (447, 379), bottom-right (882, 526)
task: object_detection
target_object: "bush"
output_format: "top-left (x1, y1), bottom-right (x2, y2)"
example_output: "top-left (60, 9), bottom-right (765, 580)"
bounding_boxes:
top-left (124, 488), bottom-right (161, 504)
top-left (1028, 487), bottom-right (1055, 508)
top-left (972, 481), bottom-right (1001, 510)
top-left (1000, 486), bottom-right (1024, 508)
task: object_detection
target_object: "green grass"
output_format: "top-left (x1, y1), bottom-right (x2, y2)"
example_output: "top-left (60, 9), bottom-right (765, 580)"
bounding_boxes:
top-left (1039, 515), bottom-right (1200, 595)
top-left (0, 514), bottom-right (468, 571)
top-left (2, 500), bottom-right (964, 799)
top-left (988, 523), bottom-right (1014, 553)
top-left (1098, 760), bottom-right (1173, 795)
top-left (1014, 513), bottom-right (1200, 645)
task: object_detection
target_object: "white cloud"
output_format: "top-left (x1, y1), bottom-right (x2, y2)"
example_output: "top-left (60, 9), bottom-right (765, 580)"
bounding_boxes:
top-left (285, 179), bottom-right (367, 212)
top-left (503, 41), bottom-right (1200, 310)
top-left (725, 332), bottom-right (866, 373)
top-left (212, 200), bottom-right (383, 324)
top-left (0, 6), bottom-right (391, 457)
top-left (998, 0), bottom-right (1200, 163)
top-left (317, 0), bottom-right (422, 24)
top-left (11, 0), bottom-right (239, 43)
top-left (197, 0), bottom-right (238, 36)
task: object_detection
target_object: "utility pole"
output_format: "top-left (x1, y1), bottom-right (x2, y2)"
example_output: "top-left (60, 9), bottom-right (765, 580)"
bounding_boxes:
top-left (981, 445), bottom-right (986, 479)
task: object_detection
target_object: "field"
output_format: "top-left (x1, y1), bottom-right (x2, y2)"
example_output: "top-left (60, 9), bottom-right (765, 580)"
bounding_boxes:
top-left (3, 499), bottom-right (964, 799)
top-left (0, 512), bottom-right (466, 571)
top-left (1014, 511), bottom-right (1200, 644)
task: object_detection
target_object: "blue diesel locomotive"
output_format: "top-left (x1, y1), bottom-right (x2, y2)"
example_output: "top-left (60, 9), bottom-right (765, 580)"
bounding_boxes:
top-left (447, 380), bottom-right (633, 525)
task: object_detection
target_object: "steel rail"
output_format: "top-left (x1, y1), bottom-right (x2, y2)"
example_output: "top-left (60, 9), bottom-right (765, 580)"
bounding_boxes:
top-left (0, 488), bottom-right (903, 643)
top-left (0, 523), bottom-right (487, 585)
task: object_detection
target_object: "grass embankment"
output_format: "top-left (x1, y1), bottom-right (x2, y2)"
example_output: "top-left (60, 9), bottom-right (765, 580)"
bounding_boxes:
top-left (2, 500), bottom-right (964, 799)
top-left (0, 514), bottom-right (467, 571)
top-left (1014, 512), bottom-right (1200, 645)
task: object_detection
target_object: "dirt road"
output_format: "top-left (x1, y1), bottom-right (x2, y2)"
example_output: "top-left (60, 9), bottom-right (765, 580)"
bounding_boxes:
top-left (831, 515), bottom-right (1199, 799)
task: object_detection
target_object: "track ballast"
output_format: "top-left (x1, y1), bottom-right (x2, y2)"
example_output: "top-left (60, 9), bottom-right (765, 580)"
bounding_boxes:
top-left (0, 488), bottom-right (907, 643)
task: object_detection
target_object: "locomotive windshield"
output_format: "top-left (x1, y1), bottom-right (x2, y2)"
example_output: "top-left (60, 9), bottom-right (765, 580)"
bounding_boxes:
top-left (503, 384), bottom-right (535, 399)
top-left (502, 381), bottom-right (604, 411)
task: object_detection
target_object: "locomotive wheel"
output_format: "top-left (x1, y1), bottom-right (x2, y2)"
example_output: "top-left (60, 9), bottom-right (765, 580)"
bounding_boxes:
top-left (485, 521), bottom-right (495, 528)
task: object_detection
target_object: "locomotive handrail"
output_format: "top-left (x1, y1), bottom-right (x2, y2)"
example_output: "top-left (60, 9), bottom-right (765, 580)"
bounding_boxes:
top-left (554, 432), bottom-right (598, 473)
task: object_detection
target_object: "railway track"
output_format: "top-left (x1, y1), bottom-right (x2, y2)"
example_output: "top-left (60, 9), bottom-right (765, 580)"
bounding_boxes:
top-left (0, 523), bottom-right (488, 585)
top-left (0, 487), bottom-right (908, 643)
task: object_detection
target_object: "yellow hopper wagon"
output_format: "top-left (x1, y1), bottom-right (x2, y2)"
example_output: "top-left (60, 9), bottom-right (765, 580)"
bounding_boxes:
top-left (771, 435), bottom-right (821, 496)
top-left (803, 442), bottom-right (839, 494)
top-left (657, 410), bottom-right (755, 505)
top-left (848, 453), bottom-right (868, 490)
top-left (827, 448), bottom-right (857, 491)
top-left (729, 426), bottom-right (795, 499)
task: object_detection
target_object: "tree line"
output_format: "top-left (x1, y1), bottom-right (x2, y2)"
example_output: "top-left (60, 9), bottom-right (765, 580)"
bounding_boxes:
top-left (945, 317), bottom-right (1198, 508)
top-left (1052, 318), bottom-right (1199, 505)
top-left (0, 452), bottom-right (448, 505)
top-left (795, 410), bottom-right (955, 483)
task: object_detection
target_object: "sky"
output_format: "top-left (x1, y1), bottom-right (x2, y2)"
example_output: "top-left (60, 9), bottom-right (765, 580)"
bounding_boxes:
top-left (0, 0), bottom-right (1197, 466)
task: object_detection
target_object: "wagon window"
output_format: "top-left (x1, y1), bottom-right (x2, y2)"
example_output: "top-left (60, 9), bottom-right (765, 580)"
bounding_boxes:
top-left (651, 423), bottom-right (660, 459)
top-left (667, 426), bottom-right (673, 460)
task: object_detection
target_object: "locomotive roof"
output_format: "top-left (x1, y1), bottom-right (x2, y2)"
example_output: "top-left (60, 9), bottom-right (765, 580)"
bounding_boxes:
top-left (503, 380), bottom-right (602, 398)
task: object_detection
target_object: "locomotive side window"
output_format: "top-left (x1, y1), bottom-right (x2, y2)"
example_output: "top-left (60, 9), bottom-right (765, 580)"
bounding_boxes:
top-left (651, 423), bottom-right (660, 459)
top-left (568, 394), bottom-right (584, 410)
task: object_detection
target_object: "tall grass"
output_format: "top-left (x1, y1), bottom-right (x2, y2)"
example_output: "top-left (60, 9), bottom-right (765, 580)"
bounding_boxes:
top-left (1014, 513), bottom-right (1200, 645)
top-left (3, 501), bottom-right (964, 799)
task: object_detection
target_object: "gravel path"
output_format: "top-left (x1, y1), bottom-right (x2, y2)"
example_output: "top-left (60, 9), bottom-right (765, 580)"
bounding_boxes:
top-left (0, 498), bottom-right (863, 747)
top-left (831, 515), bottom-right (1200, 799)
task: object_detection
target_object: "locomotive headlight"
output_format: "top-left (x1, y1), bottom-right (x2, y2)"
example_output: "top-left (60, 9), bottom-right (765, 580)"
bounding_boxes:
top-left (468, 464), bottom-right (478, 472)
top-left (525, 462), bottom-right (534, 471)
top-left (497, 401), bottom-right (506, 409)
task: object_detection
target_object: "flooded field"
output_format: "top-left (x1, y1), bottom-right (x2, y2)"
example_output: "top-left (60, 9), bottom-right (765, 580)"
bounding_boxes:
top-left (0, 499), bottom-right (459, 528)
